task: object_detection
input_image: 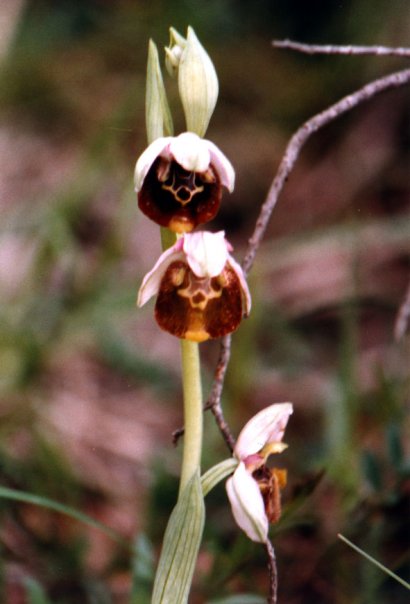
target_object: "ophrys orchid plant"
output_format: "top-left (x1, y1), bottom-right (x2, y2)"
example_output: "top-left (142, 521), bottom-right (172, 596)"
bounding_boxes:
top-left (134, 26), bottom-right (293, 604)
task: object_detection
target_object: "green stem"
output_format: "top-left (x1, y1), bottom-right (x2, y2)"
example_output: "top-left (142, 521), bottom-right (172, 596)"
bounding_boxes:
top-left (179, 339), bottom-right (203, 494)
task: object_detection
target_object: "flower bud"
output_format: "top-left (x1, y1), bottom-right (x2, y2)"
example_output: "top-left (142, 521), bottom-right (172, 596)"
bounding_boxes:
top-left (165, 27), bottom-right (186, 77)
top-left (177, 26), bottom-right (219, 137)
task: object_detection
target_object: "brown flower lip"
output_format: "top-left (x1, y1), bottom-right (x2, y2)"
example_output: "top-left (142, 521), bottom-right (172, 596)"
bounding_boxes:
top-left (155, 260), bottom-right (244, 341)
top-left (134, 133), bottom-right (235, 233)
top-left (137, 231), bottom-right (251, 342)
top-left (138, 158), bottom-right (221, 233)
top-left (253, 466), bottom-right (287, 524)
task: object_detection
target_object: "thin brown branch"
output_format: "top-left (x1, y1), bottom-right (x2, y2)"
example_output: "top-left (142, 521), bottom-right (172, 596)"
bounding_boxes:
top-left (394, 274), bottom-right (410, 341)
top-left (203, 334), bottom-right (235, 452)
top-left (242, 67), bottom-right (410, 276)
top-left (273, 39), bottom-right (410, 58)
top-left (202, 50), bottom-right (410, 604)
top-left (206, 66), bottom-right (410, 445)
top-left (266, 539), bottom-right (278, 604)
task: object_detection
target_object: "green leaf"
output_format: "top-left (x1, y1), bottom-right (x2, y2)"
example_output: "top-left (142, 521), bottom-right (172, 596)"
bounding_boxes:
top-left (146, 40), bottom-right (173, 144)
top-left (201, 458), bottom-right (238, 497)
top-left (152, 471), bottom-right (205, 604)
top-left (24, 577), bottom-right (52, 604)
top-left (0, 486), bottom-right (125, 546)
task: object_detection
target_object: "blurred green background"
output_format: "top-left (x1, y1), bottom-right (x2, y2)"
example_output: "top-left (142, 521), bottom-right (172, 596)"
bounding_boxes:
top-left (0, 1), bottom-right (409, 602)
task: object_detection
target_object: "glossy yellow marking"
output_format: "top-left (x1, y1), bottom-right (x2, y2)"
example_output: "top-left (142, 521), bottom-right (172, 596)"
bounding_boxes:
top-left (260, 441), bottom-right (288, 460)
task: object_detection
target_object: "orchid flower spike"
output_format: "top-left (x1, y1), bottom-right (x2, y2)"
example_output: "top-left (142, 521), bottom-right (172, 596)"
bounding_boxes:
top-left (226, 402), bottom-right (293, 543)
top-left (134, 132), bottom-right (235, 233)
top-left (137, 231), bottom-right (251, 342)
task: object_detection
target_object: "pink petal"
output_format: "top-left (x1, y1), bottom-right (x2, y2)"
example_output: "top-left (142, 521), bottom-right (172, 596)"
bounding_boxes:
top-left (134, 133), bottom-right (235, 193)
top-left (183, 231), bottom-right (228, 278)
top-left (226, 254), bottom-right (252, 316)
top-left (169, 132), bottom-right (211, 172)
top-left (134, 136), bottom-right (173, 192)
top-left (207, 139), bottom-right (235, 192)
top-left (136, 239), bottom-right (184, 307)
top-left (234, 403), bottom-right (293, 460)
top-left (226, 462), bottom-right (268, 543)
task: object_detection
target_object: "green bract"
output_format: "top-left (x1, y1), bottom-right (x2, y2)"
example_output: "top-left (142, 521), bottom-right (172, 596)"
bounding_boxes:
top-left (145, 27), bottom-right (219, 142)
top-left (151, 472), bottom-right (205, 604)
top-left (146, 40), bottom-right (174, 144)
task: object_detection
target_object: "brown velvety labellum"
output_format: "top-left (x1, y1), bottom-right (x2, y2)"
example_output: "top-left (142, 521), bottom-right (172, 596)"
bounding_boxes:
top-left (253, 466), bottom-right (287, 525)
top-left (154, 261), bottom-right (244, 341)
top-left (138, 158), bottom-right (221, 233)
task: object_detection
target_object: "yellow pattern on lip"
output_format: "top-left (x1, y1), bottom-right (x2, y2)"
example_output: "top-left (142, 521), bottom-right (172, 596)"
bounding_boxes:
top-left (161, 165), bottom-right (205, 206)
top-left (177, 272), bottom-right (223, 310)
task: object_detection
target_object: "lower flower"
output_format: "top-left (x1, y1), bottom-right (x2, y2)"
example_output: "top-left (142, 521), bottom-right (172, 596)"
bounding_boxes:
top-left (137, 231), bottom-right (251, 342)
top-left (226, 402), bottom-right (293, 543)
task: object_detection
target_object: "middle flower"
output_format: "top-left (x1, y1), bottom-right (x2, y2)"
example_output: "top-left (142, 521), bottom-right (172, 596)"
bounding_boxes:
top-left (137, 231), bottom-right (251, 342)
top-left (134, 132), bottom-right (235, 233)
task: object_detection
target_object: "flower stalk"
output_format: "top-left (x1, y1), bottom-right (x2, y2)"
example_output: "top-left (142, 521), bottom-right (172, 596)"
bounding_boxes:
top-left (179, 339), bottom-right (203, 494)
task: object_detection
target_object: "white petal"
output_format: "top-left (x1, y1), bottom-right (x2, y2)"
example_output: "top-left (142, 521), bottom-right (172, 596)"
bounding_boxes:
top-left (226, 462), bottom-right (268, 543)
top-left (135, 132), bottom-right (235, 193)
top-left (207, 139), bottom-right (235, 192)
top-left (234, 403), bottom-right (293, 461)
top-left (134, 136), bottom-right (173, 192)
top-left (226, 254), bottom-right (251, 316)
top-left (169, 132), bottom-right (211, 172)
top-left (137, 239), bottom-right (184, 307)
top-left (183, 231), bottom-right (228, 278)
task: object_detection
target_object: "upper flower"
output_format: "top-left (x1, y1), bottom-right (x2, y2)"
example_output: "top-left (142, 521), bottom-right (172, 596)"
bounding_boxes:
top-left (134, 132), bottom-right (235, 233)
top-left (226, 402), bottom-right (293, 543)
top-left (137, 230), bottom-right (250, 342)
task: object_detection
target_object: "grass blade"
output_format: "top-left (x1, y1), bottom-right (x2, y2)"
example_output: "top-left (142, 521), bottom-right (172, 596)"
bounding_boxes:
top-left (338, 533), bottom-right (410, 590)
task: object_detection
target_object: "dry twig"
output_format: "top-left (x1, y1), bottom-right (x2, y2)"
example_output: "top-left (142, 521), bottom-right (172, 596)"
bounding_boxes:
top-left (272, 39), bottom-right (410, 58)
top-left (266, 539), bottom-right (278, 604)
top-left (207, 66), bottom-right (410, 449)
top-left (203, 43), bottom-right (410, 604)
top-left (203, 334), bottom-right (235, 452)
